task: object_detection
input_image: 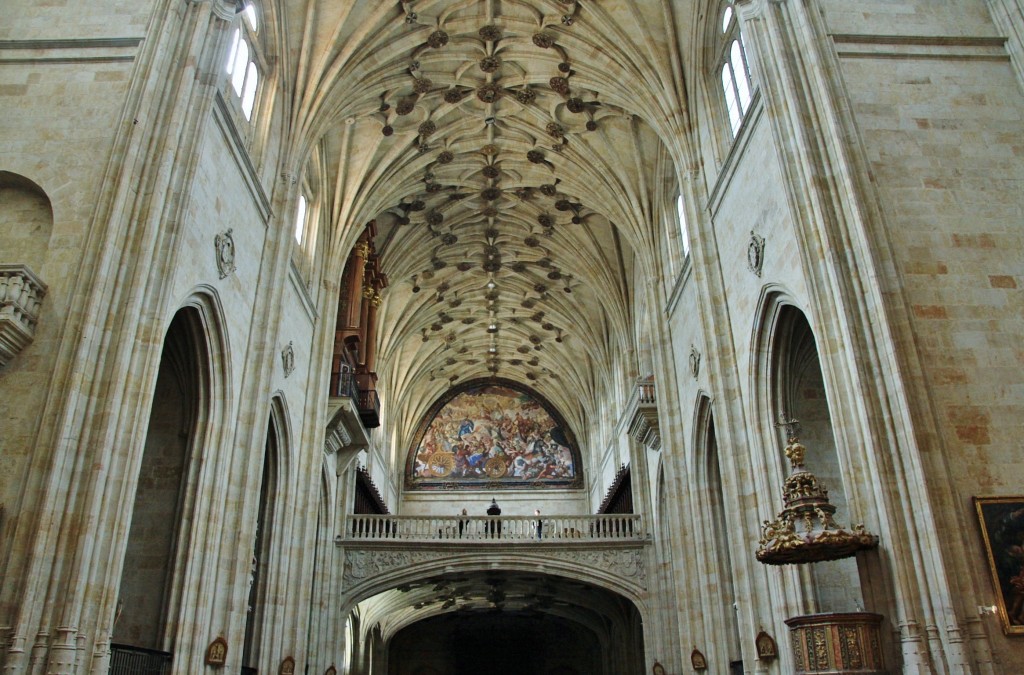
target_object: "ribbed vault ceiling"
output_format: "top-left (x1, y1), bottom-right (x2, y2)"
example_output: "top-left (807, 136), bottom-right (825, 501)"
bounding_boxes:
top-left (291, 0), bottom-right (691, 450)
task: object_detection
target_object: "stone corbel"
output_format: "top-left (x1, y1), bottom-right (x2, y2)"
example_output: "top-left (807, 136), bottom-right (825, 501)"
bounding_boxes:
top-left (623, 378), bottom-right (661, 450)
top-left (324, 423), bottom-right (352, 455)
top-left (0, 264), bottom-right (47, 367)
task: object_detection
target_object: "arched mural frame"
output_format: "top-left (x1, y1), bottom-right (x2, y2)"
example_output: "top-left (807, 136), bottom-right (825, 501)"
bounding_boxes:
top-left (403, 377), bottom-right (583, 491)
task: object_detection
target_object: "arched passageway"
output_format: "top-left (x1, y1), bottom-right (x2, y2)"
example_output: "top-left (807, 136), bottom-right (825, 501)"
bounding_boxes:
top-left (348, 570), bottom-right (645, 675)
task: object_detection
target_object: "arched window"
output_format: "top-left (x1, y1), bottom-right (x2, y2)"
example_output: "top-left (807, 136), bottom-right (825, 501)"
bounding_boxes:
top-left (718, 3), bottom-right (753, 137)
top-left (224, 2), bottom-right (261, 121)
top-left (676, 193), bottom-right (691, 258)
top-left (294, 193), bottom-right (308, 244)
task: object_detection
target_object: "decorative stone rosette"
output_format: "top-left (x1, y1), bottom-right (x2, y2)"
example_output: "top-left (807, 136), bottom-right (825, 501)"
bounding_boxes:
top-left (756, 423), bottom-right (878, 565)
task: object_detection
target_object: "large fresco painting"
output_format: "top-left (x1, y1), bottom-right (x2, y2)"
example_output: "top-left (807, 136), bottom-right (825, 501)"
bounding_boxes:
top-left (406, 380), bottom-right (582, 490)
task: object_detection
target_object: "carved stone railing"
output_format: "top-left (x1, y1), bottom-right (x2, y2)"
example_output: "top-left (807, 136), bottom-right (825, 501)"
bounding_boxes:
top-left (0, 264), bottom-right (47, 367)
top-left (344, 513), bottom-right (644, 542)
top-left (339, 514), bottom-right (650, 600)
top-left (620, 377), bottom-right (660, 450)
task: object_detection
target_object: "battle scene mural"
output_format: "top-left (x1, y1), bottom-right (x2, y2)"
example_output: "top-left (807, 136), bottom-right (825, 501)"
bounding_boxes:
top-left (406, 381), bottom-right (582, 490)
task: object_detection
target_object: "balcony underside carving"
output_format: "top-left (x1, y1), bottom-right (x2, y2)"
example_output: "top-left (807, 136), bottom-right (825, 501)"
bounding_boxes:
top-left (0, 264), bottom-right (47, 367)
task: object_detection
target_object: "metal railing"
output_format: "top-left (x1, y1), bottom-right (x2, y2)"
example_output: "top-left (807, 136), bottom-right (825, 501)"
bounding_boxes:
top-left (330, 367), bottom-right (359, 399)
top-left (344, 513), bottom-right (643, 542)
top-left (357, 389), bottom-right (380, 428)
top-left (109, 644), bottom-right (171, 675)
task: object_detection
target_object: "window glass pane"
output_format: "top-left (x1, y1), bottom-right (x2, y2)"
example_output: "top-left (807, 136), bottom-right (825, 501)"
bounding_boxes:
top-left (226, 29), bottom-right (241, 74)
top-left (722, 6), bottom-right (733, 33)
top-left (676, 194), bottom-right (690, 257)
top-left (243, 4), bottom-right (258, 32)
top-left (231, 40), bottom-right (249, 94)
top-left (722, 66), bottom-right (740, 136)
top-left (295, 195), bottom-right (307, 243)
top-left (241, 63), bottom-right (258, 119)
top-left (731, 41), bottom-right (751, 113)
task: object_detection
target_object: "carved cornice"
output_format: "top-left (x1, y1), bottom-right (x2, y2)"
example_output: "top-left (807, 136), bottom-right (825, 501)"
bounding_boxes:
top-left (0, 264), bottom-right (47, 367)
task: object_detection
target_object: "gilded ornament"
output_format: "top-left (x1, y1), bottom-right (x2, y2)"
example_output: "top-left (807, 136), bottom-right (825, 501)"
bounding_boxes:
top-left (482, 206), bottom-right (498, 217)
top-left (545, 122), bottom-right (564, 139)
top-left (537, 214), bottom-right (553, 228)
top-left (437, 150), bottom-right (454, 164)
top-left (443, 89), bottom-right (464, 104)
top-left (566, 97), bottom-right (585, 113)
top-left (481, 187), bottom-right (501, 201)
top-left (756, 415), bottom-right (879, 565)
top-left (540, 183), bottom-right (558, 196)
top-left (381, 125), bottom-right (394, 137)
top-left (482, 165), bottom-right (500, 179)
top-left (412, 77), bottom-right (433, 94)
top-left (427, 211), bottom-right (444, 226)
top-left (558, 61), bottom-right (571, 73)
top-left (527, 149), bottom-right (545, 164)
top-left (586, 120), bottom-right (597, 131)
top-left (481, 143), bottom-right (499, 155)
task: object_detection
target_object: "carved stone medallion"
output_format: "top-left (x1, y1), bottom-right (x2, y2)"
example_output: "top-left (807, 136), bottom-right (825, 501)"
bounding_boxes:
top-left (748, 231), bottom-right (766, 277)
top-left (215, 229), bottom-right (236, 279)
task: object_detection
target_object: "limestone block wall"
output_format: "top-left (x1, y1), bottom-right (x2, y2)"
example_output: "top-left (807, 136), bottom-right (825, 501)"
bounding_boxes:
top-left (821, 0), bottom-right (1024, 664)
top-left (0, 0), bottom-right (153, 611)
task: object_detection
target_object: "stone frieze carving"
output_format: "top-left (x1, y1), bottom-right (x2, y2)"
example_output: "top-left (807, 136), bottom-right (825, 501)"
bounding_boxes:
top-left (342, 546), bottom-right (646, 588)
top-left (343, 549), bottom-right (438, 584)
top-left (544, 548), bottom-right (647, 585)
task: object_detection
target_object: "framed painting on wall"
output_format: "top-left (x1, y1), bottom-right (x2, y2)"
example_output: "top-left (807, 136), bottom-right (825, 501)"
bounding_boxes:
top-left (974, 496), bottom-right (1024, 635)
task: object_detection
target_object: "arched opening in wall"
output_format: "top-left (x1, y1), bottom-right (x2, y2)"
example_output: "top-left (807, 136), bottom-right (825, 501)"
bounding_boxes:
top-left (113, 308), bottom-right (208, 654)
top-left (771, 306), bottom-right (863, 612)
top-left (307, 468), bottom-right (333, 669)
top-left (242, 407), bottom-right (284, 672)
top-left (374, 571), bottom-right (643, 675)
top-left (695, 398), bottom-right (743, 674)
top-left (0, 171), bottom-right (53, 272)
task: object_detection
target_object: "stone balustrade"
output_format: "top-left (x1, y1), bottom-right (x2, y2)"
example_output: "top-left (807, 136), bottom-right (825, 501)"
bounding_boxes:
top-left (344, 513), bottom-right (645, 543)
